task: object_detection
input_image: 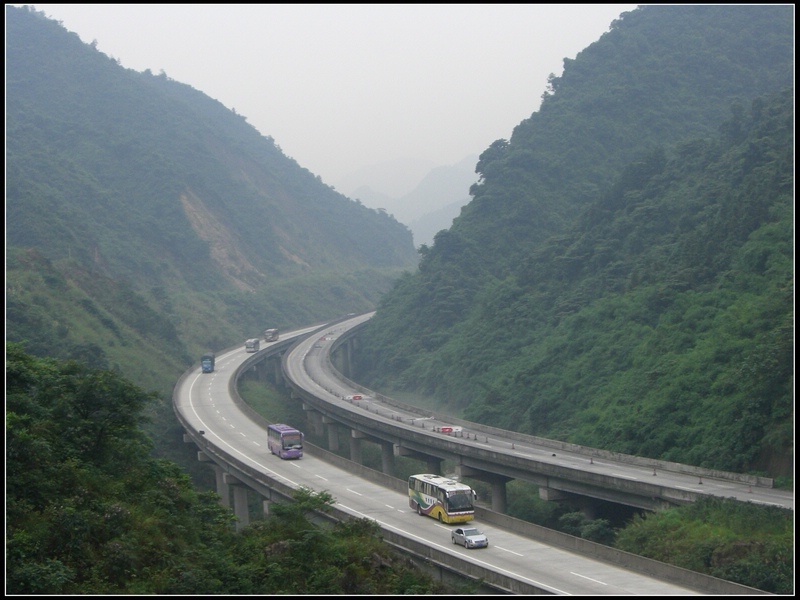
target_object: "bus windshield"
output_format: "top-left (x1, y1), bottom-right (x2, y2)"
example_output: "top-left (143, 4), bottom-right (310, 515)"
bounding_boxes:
top-left (447, 491), bottom-right (474, 512)
top-left (283, 433), bottom-right (303, 449)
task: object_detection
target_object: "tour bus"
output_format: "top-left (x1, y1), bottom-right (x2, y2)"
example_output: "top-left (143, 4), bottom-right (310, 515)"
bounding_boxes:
top-left (267, 423), bottom-right (304, 459)
top-left (408, 473), bottom-right (476, 524)
top-left (264, 328), bottom-right (280, 342)
top-left (245, 338), bottom-right (260, 353)
top-left (201, 353), bottom-right (215, 373)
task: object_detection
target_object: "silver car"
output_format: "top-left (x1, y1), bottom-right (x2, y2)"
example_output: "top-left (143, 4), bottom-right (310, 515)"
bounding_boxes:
top-left (451, 526), bottom-right (488, 549)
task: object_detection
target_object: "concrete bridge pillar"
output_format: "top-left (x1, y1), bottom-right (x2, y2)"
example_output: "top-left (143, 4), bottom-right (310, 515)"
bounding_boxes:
top-left (323, 416), bottom-right (339, 452)
top-left (332, 337), bottom-right (358, 378)
top-left (197, 452), bottom-right (231, 508)
top-left (457, 464), bottom-right (511, 514)
top-left (350, 429), bottom-right (365, 464)
top-left (539, 487), bottom-right (570, 502)
top-left (303, 404), bottom-right (325, 436)
top-left (256, 355), bottom-right (280, 386)
top-left (224, 473), bottom-right (250, 531)
top-left (491, 479), bottom-right (508, 514)
top-left (253, 361), bottom-right (269, 383)
top-left (427, 457), bottom-right (443, 474)
top-left (343, 339), bottom-right (353, 377)
top-left (214, 467), bottom-right (230, 507)
top-left (381, 442), bottom-right (396, 477)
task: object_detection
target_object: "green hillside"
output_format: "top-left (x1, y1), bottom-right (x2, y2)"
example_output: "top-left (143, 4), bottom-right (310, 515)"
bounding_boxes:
top-left (6, 5), bottom-right (418, 397)
top-left (352, 5), bottom-right (794, 478)
top-left (5, 6), bottom-right (794, 593)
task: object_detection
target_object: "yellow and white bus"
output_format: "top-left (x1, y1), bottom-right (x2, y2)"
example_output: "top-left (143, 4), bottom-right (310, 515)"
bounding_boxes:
top-left (408, 473), bottom-right (476, 524)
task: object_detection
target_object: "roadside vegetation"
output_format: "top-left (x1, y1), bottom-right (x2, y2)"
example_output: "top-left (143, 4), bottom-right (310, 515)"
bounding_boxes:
top-left (6, 5), bottom-right (793, 595)
top-left (6, 345), bottom-right (461, 594)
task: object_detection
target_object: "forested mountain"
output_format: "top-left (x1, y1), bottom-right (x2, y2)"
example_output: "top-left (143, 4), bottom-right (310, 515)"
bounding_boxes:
top-left (6, 6), bottom-right (417, 396)
top-left (5, 5), bottom-right (794, 594)
top-left (352, 5), bottom-right (794, 477)
top-left (6, 345), bottom-right (454, 594)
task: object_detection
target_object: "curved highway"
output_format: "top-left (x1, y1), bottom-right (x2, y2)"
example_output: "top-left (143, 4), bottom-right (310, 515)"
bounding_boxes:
top-left (286, 313), bottom-right (793, 513)
top-left (173, 322), bottom-right (749, 595)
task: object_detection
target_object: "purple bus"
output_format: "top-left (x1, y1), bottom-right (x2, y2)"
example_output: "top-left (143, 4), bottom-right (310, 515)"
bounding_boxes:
top-left (267, 423), bottom-right (304, 459)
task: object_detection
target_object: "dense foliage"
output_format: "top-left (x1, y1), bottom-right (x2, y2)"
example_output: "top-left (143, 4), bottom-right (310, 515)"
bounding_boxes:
top-left (4, 5), bottom-right (794, 593)
top-left (6, 4), bottom-right (417, 400)
top-left (6, 5), bottom-right (418, 474)
top-left (352, 5), bottom-right (794, 477)
top-left (615, 498), bottom-right (793, 594)
top-left (5, 345), bottom-right (454, 594)
top-left (7, 6), bottom-right (416, 284)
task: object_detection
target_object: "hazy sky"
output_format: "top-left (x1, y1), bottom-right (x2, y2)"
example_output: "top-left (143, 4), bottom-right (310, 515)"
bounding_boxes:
top-left (25, 4), bottom-right (636, 192)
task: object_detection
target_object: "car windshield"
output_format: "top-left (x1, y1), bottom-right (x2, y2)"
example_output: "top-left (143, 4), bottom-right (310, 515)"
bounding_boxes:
top-left (463, 529), bottom-right (480, 536)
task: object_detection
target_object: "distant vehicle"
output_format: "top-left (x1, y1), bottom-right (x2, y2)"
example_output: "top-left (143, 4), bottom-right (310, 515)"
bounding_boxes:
top-left (245, 338), bottom-right (260, 353)
top-left (345, 394), bottom-right (365, 401)
top-left (201, 353), bottom-right (215, 373)
top-left (408, 473), bottom-right (476, 524)
top-left (451, 526), bottom-right (488, 549)
top-left (264, 328), bottom-right (279, 342)
top-left (267, 423), bottom-right (304, 459)
top-left (437, 426), bottom-right (462, 435)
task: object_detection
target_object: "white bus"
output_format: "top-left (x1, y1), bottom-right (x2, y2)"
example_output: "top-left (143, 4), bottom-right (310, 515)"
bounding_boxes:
top-left (408, 473), bottom-right (476, 524)
top-left (264, 328), bottom-right (279, 342)
top-left (245, 338), bottom-right (260, 353)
